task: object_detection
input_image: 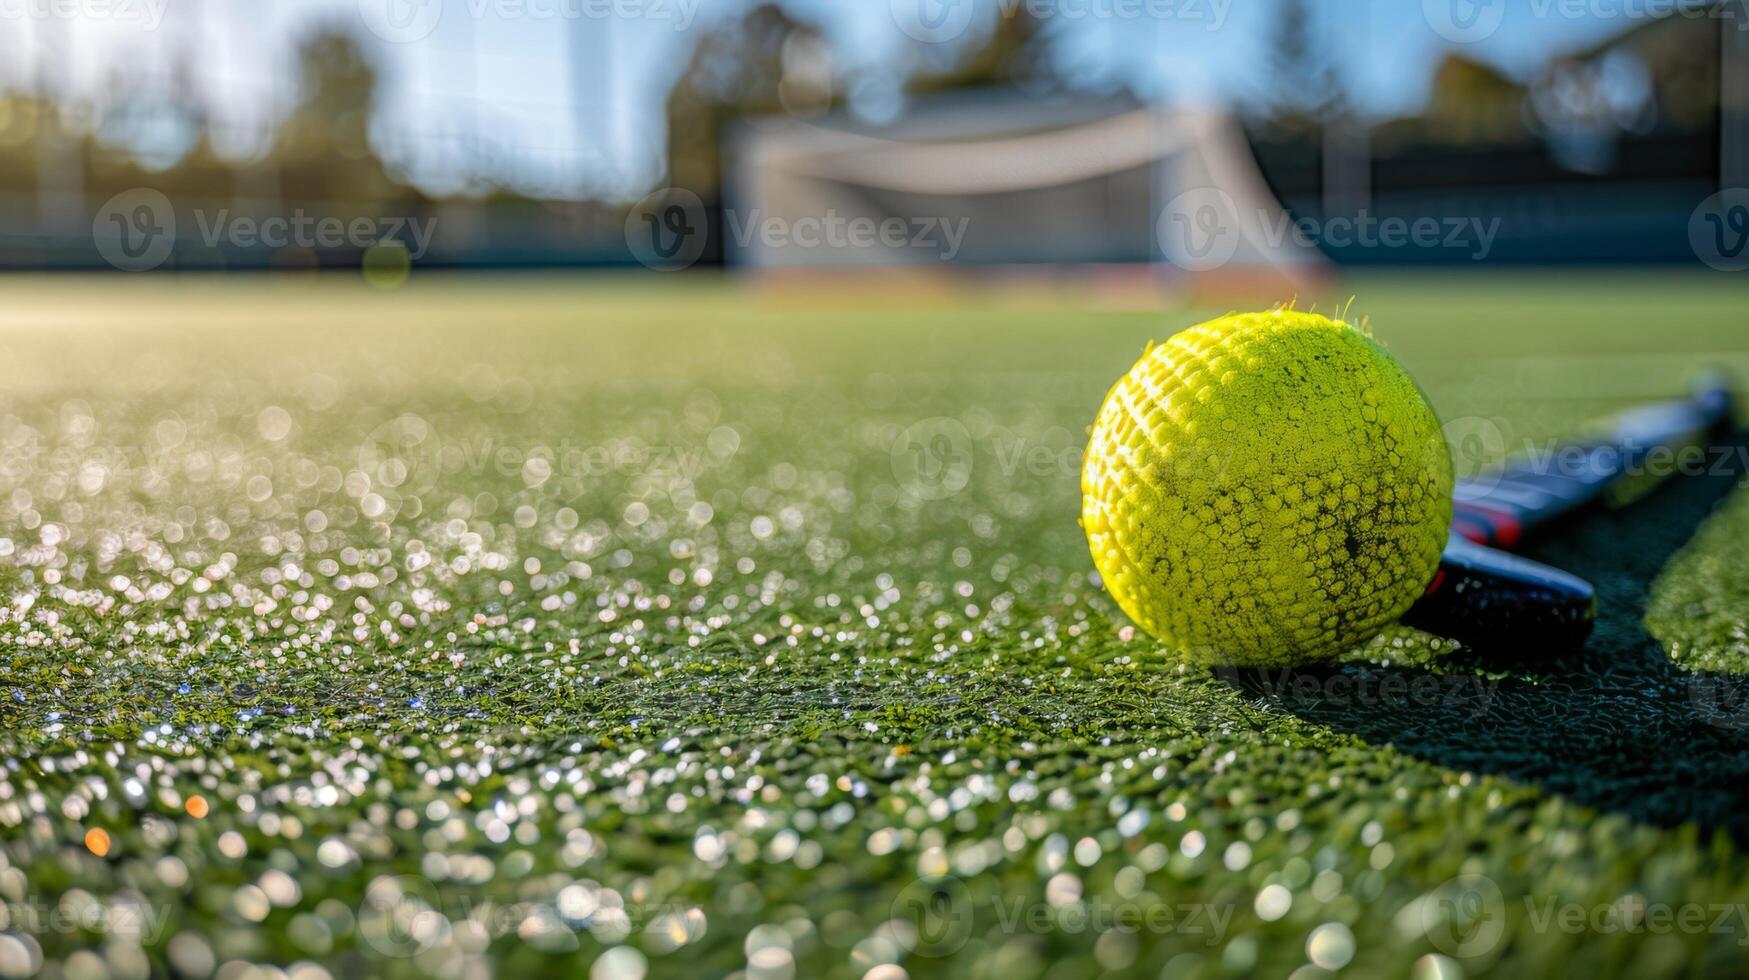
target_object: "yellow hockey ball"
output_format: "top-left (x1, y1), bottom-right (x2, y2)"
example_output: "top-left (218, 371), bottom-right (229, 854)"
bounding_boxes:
top-left (1081, 310), bottom-right (1453, 666)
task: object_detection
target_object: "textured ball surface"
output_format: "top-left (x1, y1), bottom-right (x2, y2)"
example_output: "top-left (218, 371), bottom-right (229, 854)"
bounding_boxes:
top-left (1082, 310), bottom-right (1453, 666)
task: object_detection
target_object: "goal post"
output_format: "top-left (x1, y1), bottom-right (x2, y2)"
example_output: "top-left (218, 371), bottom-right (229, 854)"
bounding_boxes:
top-left (724, 94), bottom-right (1330, 292)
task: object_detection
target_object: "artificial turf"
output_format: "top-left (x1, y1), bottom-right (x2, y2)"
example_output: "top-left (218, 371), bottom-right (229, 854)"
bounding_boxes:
top-left (1, 270), bottom-right (1748, 979)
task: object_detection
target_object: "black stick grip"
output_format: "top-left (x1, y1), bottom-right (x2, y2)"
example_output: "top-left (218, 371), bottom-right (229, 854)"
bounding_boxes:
top-left (1405, 375), bottom-right (1733, 655)
top-left (1403, 535), bottom-right (1596, 653)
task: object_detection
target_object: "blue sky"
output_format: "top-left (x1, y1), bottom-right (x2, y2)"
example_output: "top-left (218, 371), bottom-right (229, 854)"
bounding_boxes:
top-left (0, 0), bottom-right (1672, 199)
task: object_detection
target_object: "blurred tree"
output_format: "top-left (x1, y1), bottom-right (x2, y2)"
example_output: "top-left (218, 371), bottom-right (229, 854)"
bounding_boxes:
top-left (1428, 54), bottom-right (1528, 145)
top-left (275, 30), bottom-right (411, 207)
top-left (4, 30), bottom-right (429, 216)
top-left (0, 24), bottom-right (647, 268)
top-left (661, 0), bottom-right (1081, 201)
top-left (908, 4), bottom-right (1052, 95)
top-left (665, 4), bottom-right (830, 201)
top-left (1259, 0), bottom-right (1345, 132)
top-left (1552, 8), bottom-right (1717, 132)
top-left (0, 97), bottom-right (49, 197)
top-left (86, 57), bottom-right (217, 192)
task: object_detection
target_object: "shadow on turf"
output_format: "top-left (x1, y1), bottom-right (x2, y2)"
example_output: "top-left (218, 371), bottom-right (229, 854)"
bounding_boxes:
top-left (1219, 428), bottom-right (1749, 839)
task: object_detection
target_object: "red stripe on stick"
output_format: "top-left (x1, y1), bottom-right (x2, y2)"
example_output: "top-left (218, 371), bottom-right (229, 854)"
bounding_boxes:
top-left (1423, 569), bottom-right (1447, 597)
top-left (1450, 517), bottom-right (1492, 545)
top-left (1453, 504), bottom-right (1522, 548)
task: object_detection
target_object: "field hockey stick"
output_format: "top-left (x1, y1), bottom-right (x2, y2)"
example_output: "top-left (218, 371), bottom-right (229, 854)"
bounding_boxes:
top-left (1400, 376), bottom-right (1736, 654)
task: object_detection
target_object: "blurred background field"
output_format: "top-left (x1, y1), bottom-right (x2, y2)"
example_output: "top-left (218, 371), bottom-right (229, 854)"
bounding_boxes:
top-left (3, 0), bottom-right (1749, 977)
top-left (0, 0), bottom-right (1744, 272)
top-left (1, 272), bottom-right (1749, 979)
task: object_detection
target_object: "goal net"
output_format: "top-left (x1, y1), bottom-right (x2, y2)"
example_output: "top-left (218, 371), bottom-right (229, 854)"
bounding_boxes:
top-left (724, 93), bottom-right (1329, 288)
